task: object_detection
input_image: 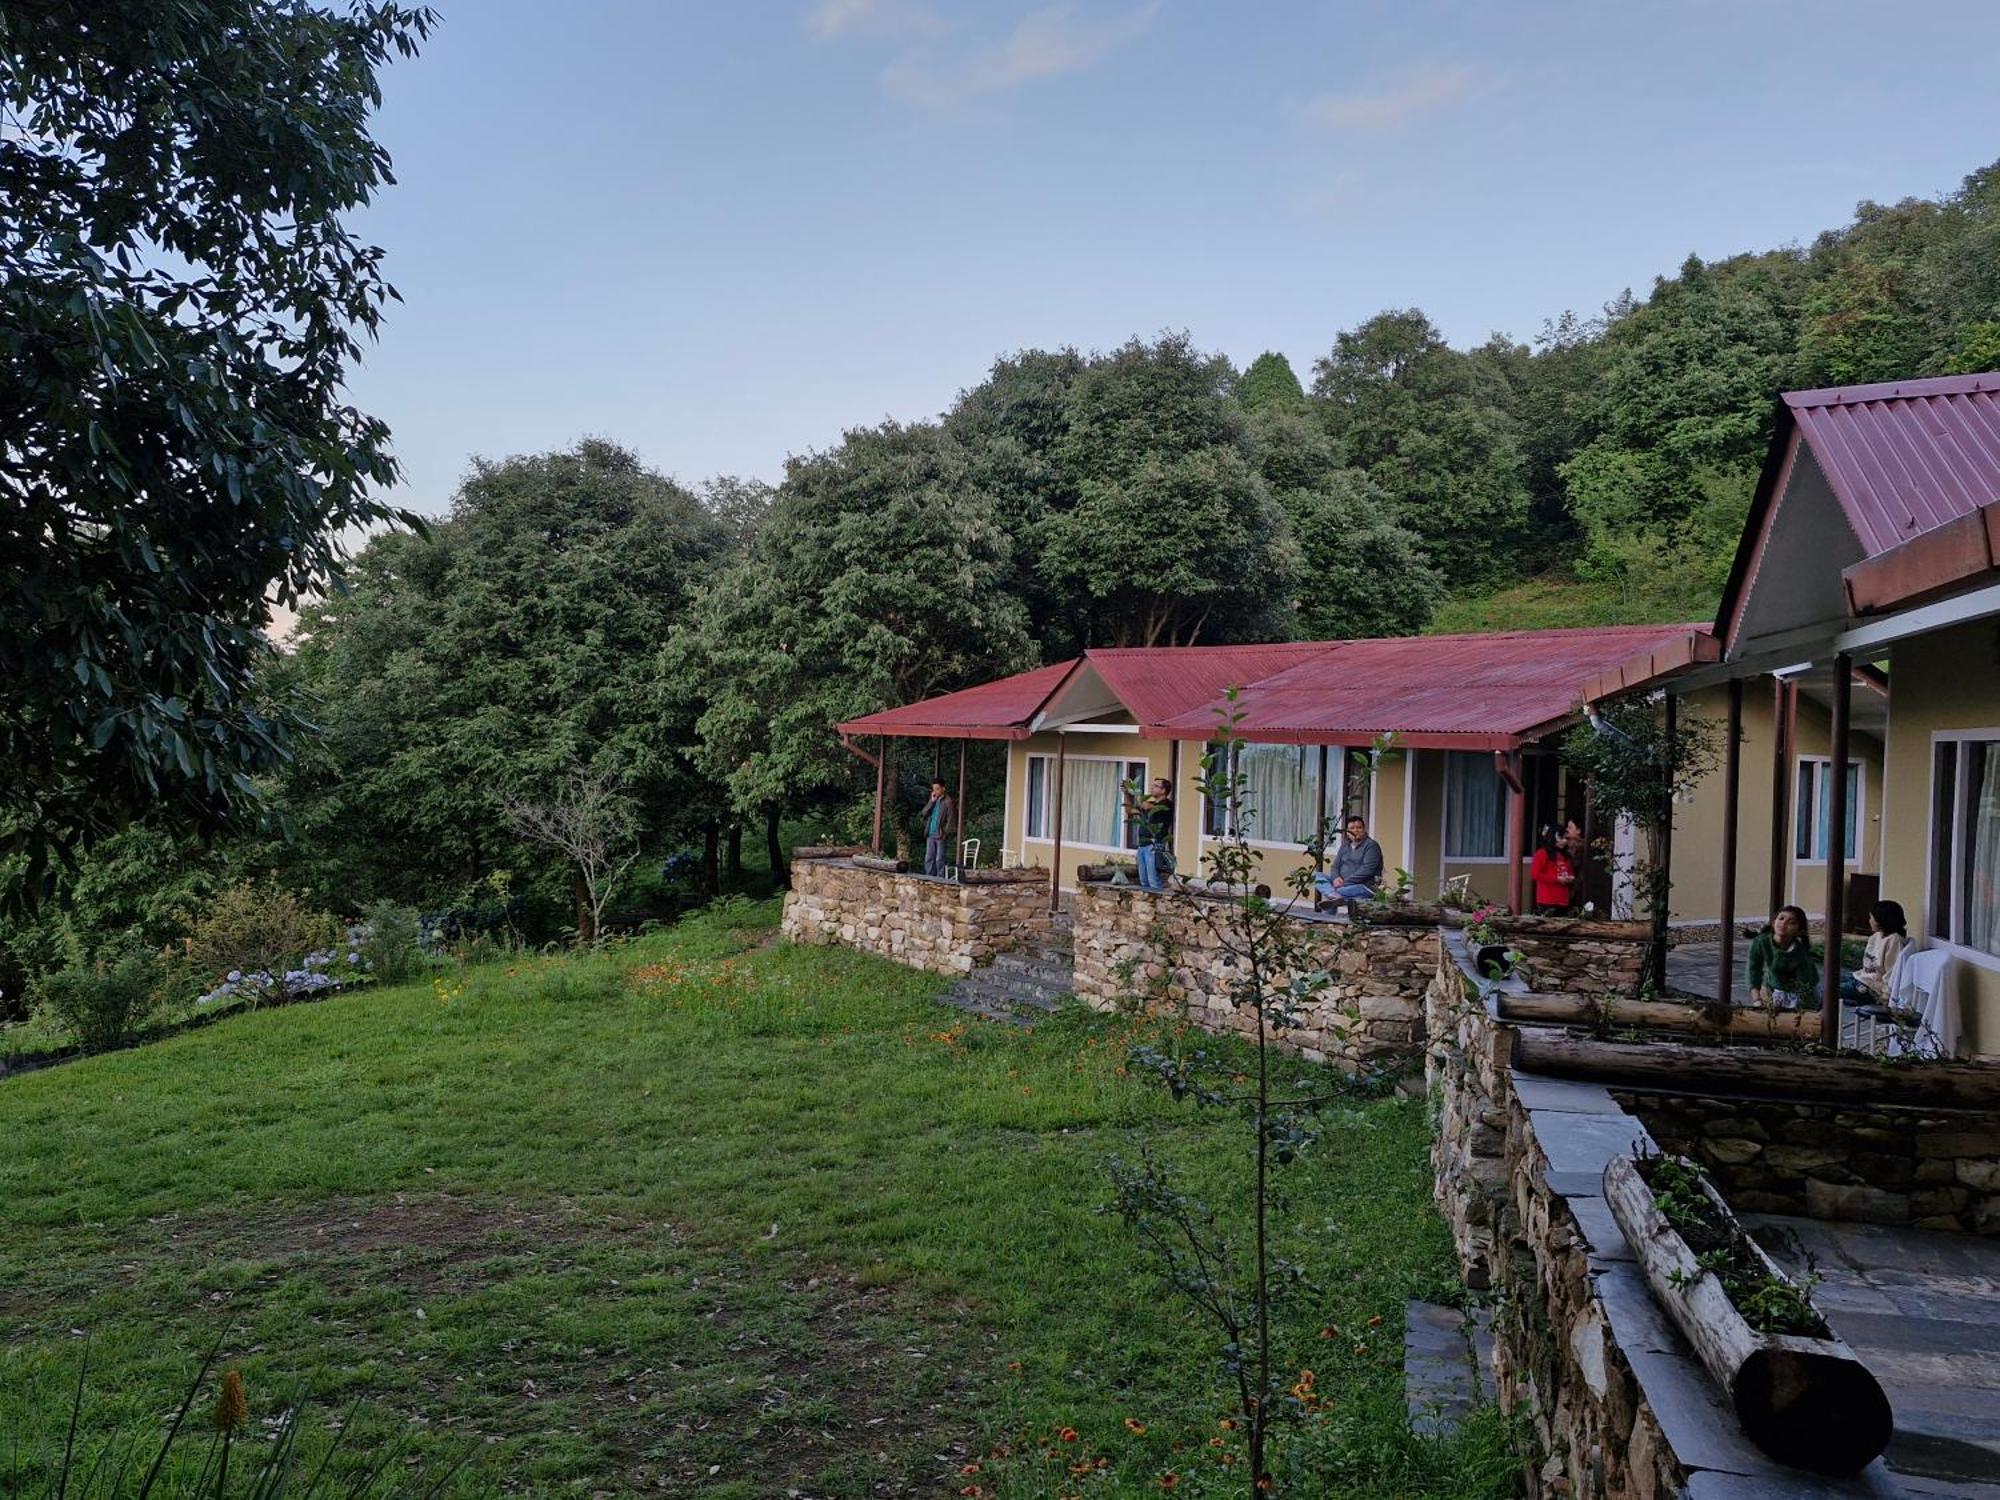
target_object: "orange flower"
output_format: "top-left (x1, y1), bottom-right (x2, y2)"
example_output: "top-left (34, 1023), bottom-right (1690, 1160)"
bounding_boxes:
top-left (1366, 1314), bottom-right (1383, 1328)
top-left (1125, 1418), bottom-right (1147, 1435)
top-left (1297, 1369), bottom-right (1315, 1388)
top-left (1209, 1437), bottom-right (1225, 1449)
top-left (1159, 1475), bottom-right (1180, 1490)
top-left (959, 1488), bottom-right (984, 1498)
top-left (1007, 1361), bottom-right (1022, 1373)
top-left (1058, 1427), bottom-right (1078, 1443)
top-left (1218, 1417), bottom-right (1238, 1431)
top-left (960, 1462), bottom-right (982, 1475)
top-left (1320, 1323), bottom-right (1340, 1339)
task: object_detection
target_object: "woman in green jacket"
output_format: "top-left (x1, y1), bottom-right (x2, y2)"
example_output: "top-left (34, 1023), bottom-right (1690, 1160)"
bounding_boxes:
top-left (1748, 904), bottom-right (1820, 1010)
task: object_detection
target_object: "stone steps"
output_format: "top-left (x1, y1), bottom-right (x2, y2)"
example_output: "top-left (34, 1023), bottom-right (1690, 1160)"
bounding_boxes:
top-left (936, 940), bottom-right (1074, 1027)
top-left (1403, 1300), bottom-right (1495, 1437)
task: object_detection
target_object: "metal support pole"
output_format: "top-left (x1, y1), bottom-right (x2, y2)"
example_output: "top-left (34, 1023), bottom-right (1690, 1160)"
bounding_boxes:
top-left (1719, 678), bottom-right (1743, 1007)
top-left (1505, 751), bottom-right (1527, 915)
top-left (1049, 733), bottom-right (1067, 914)
top-left (1770, 677), bottom-right (1794, 916)
top-left (872, 736), bottom-right (886, 854)
top-left (956, 738), bottom-right (967, 872)
top-left (1318, 745), bottom-right (1331, 872)
top-left (1654, 693), bottom-right (1677, 994)
top-left (1823, 655), bottom-right (1852, 1035)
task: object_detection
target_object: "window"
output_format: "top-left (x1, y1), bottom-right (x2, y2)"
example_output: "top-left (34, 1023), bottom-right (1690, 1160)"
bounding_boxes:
top-left (1198, 743), bottom-right (1368, 846)
top-left (1024, 754), bottom-right (1148, 849)
top-left (1444, 751), bottom-right (1507, 859)
top-left (1793, 758), bottom-right (1860, 863)
top-left (1931, 734), bottom-right (2000, 961)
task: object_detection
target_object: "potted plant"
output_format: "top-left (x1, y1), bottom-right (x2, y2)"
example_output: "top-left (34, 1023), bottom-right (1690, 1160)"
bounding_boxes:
top-left (1603, 1151), bottom-right (1891, 1475)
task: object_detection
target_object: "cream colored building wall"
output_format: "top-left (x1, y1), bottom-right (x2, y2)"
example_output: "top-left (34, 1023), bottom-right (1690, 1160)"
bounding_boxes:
top-left (1666, 685), bottom-right (1884, 925)
top-left (1879, 617), bottom-right (2000, 1057)
top-left (1006, 728), bottom-right (1171, 893)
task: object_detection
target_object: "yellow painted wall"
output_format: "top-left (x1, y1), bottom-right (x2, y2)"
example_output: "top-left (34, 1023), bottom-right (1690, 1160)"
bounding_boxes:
top-left (1006, 729), bottom-right (1168, 892)
top-left (1879, 617), bottom-right (2000, 1057)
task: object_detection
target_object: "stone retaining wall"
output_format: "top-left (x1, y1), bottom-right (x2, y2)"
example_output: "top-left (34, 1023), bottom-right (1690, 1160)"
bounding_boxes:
top-left (1069, 884), bottom-right (1429, 1072)
top-left (1618, 1091), bottom-right (2000, 1235)
top-left (1492, 914), bottom-right (1650, 997)
top-left (780, 858), bottom-right (1052, 976)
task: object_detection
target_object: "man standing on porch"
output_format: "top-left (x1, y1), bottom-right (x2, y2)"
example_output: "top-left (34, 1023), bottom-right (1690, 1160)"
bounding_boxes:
top-left (921, 779), bottom-right (954, 878)
top-left (1130, 776), bottom-right (1176, 890)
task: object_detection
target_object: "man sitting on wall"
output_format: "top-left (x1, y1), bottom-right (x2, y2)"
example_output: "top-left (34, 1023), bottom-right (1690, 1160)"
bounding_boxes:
top-left (1314, 814), bottom-right (1383, 910)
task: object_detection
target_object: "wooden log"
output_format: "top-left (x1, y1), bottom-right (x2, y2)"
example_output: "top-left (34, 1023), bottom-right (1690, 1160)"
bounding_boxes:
top-left (1511, 1028), bottom-right (2000, 1111)
top-left (1497, 993), bottom-right (1819, 1041)
top-left (1603, 1154), bottom-right (1892, 1475)
top-left (1492, 914), bottom-right (1654, 941)
top-left (849, 854), bottom-right (908, 874)
top-left (958, 867), bottom-right (1044, 885)
top-left (790, 844), bottom-right (864, 861)
top-left (1352, 904), bottom-right (1450, 928)
top-left (1076, 862), bottom-right (1137, 884)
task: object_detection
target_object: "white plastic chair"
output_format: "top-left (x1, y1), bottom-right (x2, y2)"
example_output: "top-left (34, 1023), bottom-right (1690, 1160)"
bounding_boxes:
top-left (960, 838), bottom-right (981, 872)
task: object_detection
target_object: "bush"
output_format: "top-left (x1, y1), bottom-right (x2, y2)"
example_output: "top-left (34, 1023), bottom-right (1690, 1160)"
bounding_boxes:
top-left (359, 899), bottom-right (423, 985)
top-left (35, 947), bottom-right (160, 1053)
top-left (184, 882), bottom-right (337, 981)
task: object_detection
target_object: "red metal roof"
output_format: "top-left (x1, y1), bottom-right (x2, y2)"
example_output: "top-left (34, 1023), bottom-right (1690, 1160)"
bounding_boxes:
top-left (1084, 642), bottom-right (1337, 727)
top-left (1151, 625), bottom-right (1705, 749)
top-left (1718, 371), bottom-right (2000, 645)
top-left (837, 659), bottom-right (1078, 740)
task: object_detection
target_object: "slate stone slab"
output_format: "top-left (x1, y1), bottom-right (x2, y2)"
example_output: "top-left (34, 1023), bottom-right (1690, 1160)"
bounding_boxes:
top-left (1508, 1071), bottom-right (1628, 1114)
top-left (1527, 1107), bottom-right (1652, 1179)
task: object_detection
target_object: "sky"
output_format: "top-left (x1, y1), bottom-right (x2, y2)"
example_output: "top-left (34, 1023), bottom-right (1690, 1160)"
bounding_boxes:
top-left (347, 0), bottom-right (2000, 516)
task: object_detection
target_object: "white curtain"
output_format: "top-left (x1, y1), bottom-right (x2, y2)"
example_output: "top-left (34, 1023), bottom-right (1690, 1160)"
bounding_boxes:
top-left (1969, 743), bottom-right (2000, 958)
top-left (1061, 758), bottom-right (1124, 847)
top-left (1238, 743), bottom-right (1320, 844)
top-left (1445, 751), bottom-right (1505, 858)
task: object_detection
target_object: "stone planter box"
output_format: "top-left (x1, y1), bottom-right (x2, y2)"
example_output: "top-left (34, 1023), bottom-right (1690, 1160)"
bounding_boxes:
top-left (1603, 1152), bottom-right (1892, 1475)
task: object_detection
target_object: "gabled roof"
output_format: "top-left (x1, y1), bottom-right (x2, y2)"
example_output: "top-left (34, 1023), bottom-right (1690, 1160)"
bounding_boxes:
top-left (1083, 643), bottom-right (1336, 727)
top-left (1718, 371), bottom-right (2000, 648)
top-left (1151, 625), bottom-right (1703, 750)
top-left (838, 660), bottom-right (1077, 741)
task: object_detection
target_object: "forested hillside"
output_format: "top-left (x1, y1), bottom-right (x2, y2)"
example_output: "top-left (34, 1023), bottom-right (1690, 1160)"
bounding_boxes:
top-left (6, 160), bottom-right (1999, 989)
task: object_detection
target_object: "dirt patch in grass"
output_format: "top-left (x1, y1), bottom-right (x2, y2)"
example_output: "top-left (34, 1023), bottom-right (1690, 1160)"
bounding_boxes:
top-left (8, 1194), bottom-right (984, 1496)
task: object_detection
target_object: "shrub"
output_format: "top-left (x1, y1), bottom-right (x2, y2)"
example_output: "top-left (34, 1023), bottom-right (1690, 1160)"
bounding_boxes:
top-left (359, 899), bottom-right (423, 985)
top-left (184, 882), bottom-right (338, 980)
top-left (35, 947), bottom-right (160, 1053)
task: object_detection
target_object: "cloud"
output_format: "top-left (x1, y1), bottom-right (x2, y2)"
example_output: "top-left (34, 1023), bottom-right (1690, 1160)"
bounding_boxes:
top-left (877, 2), bottom-right (1162, 109)
top-left (804, 0), bottom-right (946, 42)
top-left (1300, 63), bottom-right (1483, 132)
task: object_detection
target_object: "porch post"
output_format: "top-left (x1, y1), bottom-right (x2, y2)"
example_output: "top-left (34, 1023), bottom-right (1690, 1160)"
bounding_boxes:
top-left (1505, 750), bottom-right (1526, 915)
top-left (1822, 655), bottom-right (1852, 1033)
top-left (1318, 745), bottom-right (1331, 872)
top-left (872, 736), bottom-right (887, 854)
top-left (956, 738), bottom-right (967, 871)
top-left (1654, 692), bottom-right (1677, 994)
top-left (1719, 678), bottom-right (1743, 1007)
top-left (1770, 677), bottom-right (1795, 915)
top-left (1049, 732), bottom-right (1067, 914)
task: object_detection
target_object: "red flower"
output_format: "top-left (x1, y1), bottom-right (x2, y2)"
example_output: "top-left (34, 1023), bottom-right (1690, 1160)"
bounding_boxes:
top-left (1125, 1418), bottom-right (1147, 1435)
top-left (1058, 1427), bottom-right (1079, 1443)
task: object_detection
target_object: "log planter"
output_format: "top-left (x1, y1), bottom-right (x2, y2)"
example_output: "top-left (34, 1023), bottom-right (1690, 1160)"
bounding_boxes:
top-left (849, 854), bottom-right (908, 874)
top-left (1498, 992), bottom-right (1820, 1042)
top-left (1513, 1027), bottom-right (2000, 1109)
top-left (790, 844), bottom-right (865, 862)
top-left (1603, 1152), bottom-right (1892, 1475)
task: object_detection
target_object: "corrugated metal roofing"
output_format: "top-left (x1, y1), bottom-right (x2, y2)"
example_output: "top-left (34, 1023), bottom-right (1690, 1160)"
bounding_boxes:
top-left (1151, 625), bottom-right (1704, 748)
top-left (1084, 642), bottom-right (1337, 727)
top-left (1786, 372), bottom-right (2000, 557)
top-left (837, 659), bottom-right (1078, 740)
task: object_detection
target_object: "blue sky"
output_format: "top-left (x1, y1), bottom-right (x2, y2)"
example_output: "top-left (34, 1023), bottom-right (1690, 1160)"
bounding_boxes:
top-left (349, 0), bottom-right (2000, 514)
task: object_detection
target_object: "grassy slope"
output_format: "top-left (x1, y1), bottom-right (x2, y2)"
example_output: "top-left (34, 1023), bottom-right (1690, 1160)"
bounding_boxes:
top-left (0, 904), bottom-right (1509, 1498)
top-left (1433, 571), bottom-right (1718, 634)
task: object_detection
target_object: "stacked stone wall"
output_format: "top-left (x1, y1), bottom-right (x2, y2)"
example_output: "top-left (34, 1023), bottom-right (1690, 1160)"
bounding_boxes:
top-left (1492, 914), bottom-right (1649, 996)
top-left (780, 858), bottom-right (1051, 976)
top-left (1068, 885), bottom-right (1430, 1072)
top-left (1618, 1091), bottom-right (2000, 1235)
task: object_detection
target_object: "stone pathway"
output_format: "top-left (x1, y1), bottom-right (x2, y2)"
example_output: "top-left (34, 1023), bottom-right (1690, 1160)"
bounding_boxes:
top-left (1403, 1299), bottom-right (1495, 1436)
top-left (935, 927), bottom-right (1074, 1026)
top-left (1667, 939), bottom-right (1751, 1001)
top-left (1745, 1214), bottom-right (2000, 1496)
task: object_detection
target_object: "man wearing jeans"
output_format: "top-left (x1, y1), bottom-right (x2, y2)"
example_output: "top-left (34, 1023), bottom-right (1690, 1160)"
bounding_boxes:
top-left (1130, 777), bottom-right (1175, 890)
top-left (920, 779), bottom-right (954, 878)
top-left (1314, 814), bottom-right (1383, 908)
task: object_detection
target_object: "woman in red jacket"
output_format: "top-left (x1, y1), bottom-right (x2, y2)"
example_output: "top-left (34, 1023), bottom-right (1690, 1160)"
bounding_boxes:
top-left (1529, 825), bottom-right (1576, 915)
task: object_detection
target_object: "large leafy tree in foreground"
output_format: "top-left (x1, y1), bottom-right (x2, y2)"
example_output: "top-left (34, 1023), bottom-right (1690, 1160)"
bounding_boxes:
top-left (270, 441), bottom-right (729, 928)
top-left (0, 1), bottom-right (434, 884)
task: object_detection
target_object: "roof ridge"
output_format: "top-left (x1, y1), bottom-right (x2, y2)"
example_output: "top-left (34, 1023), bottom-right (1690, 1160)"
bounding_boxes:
top-left (1784, 371), bottom-right (2000, 409)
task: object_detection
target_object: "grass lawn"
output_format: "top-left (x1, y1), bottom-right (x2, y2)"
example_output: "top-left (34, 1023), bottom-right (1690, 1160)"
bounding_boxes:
top-left (0, 901), bottom-right (1510, 1498)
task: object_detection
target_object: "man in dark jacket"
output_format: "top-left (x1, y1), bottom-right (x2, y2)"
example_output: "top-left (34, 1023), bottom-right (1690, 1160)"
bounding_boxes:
top-left (1314, 814), bottom-right (1383, 907)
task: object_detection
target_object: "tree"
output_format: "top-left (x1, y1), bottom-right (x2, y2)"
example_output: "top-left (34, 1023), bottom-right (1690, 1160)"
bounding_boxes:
top-left (1310, 312), bottom-right (1532, 585)
top-left (0, 1), bottom-right (434, 887)
top-left (266, 440), bottom-right (729, 930)
top-left (1236, 351), bottom-right (1307, 414)
top-left (676, 420), bottom-right (1035, 857)
top-left (1043, 334), bottom-right (1295, 646)
top-left (504, 766), bottom-right (642, 944)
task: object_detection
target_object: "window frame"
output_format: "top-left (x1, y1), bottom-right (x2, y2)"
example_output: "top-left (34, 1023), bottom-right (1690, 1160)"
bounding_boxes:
top-left (1443, 749), bottom-right (1510, 864)
top-left (1022, 752), bottom-right (1150, 852)
top-left (1925, 727), bottom-right (2000, 975)
top-left (1199, 743), bottom-right (1372, 851)
top-left (1793, 754), bottom-right (1863, 866)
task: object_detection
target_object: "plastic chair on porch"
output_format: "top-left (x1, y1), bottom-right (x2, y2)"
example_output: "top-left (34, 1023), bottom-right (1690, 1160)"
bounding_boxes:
top-left (960, 838), bottom-right (981, 872)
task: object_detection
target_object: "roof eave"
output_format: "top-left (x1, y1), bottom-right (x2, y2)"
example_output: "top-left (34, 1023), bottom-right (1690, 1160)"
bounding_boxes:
top-left (1842, 499), bottom-right (2000, 616)
top-left (1579, 628), bottom-right (1725, 705)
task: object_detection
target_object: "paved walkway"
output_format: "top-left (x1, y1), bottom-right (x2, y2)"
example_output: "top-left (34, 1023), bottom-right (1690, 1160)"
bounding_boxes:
top-left (1746, 1215), bottom-right (2000, 1495)
top-left (1667, 940), bottom-right (1751, 1001)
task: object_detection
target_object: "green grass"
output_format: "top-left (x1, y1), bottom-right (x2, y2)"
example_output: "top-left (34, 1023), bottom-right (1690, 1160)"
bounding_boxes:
top-left (1433, 569), bottom-right (1717, 634)
top-left (0, 901), bottom-right (1512, 1497)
